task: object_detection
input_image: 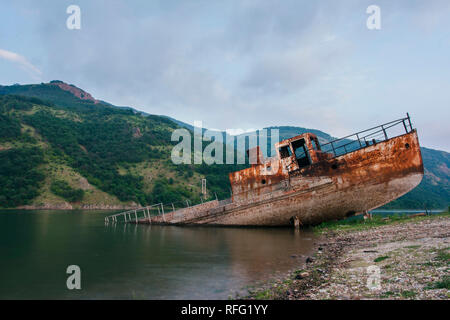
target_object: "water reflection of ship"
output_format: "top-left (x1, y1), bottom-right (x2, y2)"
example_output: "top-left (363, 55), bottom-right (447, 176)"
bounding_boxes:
top-left (134, 225), bottom-right (316, 282)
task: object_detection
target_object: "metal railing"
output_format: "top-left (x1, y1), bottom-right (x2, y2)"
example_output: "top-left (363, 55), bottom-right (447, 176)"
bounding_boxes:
top-left (104, 203), bottom-right (167, 224)
top-left (105, 193), bottom-right (219, 224)
top-left (320, 113), bottom-right (413, 158)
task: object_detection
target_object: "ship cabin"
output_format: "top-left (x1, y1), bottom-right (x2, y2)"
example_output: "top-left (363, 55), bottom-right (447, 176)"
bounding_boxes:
top-left (229, 133), bottom-right (331, 201)
top-left (274, 133), bottom-right (333, 174)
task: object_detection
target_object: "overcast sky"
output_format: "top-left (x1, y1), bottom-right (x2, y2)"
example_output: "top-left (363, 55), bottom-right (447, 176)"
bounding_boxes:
top-left (1, 0), bottom-right (449, 151)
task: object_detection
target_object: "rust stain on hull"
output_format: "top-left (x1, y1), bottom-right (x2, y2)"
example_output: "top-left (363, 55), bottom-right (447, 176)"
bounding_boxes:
top-left (134, 119), bottom-right (424, 227)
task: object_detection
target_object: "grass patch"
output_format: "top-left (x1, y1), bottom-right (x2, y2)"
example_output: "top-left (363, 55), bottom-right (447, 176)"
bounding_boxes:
top-left (425, 276), bottom-right (450, 290)
top-left (250, 289), bottom-right (274, 300)
top-left (405, 245), bottom-right (421, 249)
top-left (379, 291), bottom-right (398, 298)
top-left (313, 212), bottom-right (450, 234)
top-left (419, 261), bottom-right (436, 267)
top-left (400, 290), bottom-right (417, 298)
top-left (374, 256), bottom-right (390, 263)
top-left (435, 248), bottom-right (450, 264)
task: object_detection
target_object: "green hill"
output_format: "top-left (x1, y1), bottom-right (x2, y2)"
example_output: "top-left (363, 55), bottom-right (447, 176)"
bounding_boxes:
top-left (0, 81), bottom-right (448, 210)
top-left (0, 83), bottom-right (242, 209)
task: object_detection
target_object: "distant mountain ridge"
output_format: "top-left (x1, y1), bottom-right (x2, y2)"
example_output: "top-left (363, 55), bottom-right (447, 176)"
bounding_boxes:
top-left (0, 81), bottom-right (448, 210)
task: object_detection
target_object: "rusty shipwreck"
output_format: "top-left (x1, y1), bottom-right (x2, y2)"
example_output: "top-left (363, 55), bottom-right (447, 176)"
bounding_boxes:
top-left (106, 114), bottom-right (424, 227)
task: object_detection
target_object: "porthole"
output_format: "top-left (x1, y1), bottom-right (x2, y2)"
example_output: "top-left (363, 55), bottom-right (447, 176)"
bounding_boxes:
top-left (405, 143), bottom-right (410, 149)
top-left (261, 179), bottom-right (266, 185)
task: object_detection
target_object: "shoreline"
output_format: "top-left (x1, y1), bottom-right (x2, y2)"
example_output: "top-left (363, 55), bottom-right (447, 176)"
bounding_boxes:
top-left (244, 212), bottom-right (450, 300)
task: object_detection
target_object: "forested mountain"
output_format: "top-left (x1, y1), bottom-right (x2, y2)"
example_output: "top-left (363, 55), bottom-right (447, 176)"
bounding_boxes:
top-left (0, 81), bottom-right (448, 210)
top-left (0, 82), bottom-right (243, 209)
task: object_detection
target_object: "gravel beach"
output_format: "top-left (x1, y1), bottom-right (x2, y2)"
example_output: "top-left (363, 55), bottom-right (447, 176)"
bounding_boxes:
top-left (245, 214), bottom-right (450, 300)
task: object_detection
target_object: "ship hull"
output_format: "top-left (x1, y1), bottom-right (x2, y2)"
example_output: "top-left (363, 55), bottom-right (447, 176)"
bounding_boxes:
top-left (145, 130), bottom-right (423, 227)
top-left (202, 172), bottom-right (423, 226)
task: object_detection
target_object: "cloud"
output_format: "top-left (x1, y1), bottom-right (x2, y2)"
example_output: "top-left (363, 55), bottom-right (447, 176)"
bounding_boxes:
top-left (242, 40), bottom-right (346, 95)
top-left (4, 0), bottom-right (450, 151)
top-left (0, 48), bottom-right (42, 77)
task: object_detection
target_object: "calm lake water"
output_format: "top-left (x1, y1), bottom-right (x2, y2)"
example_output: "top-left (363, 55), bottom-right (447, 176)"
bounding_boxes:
top-left (0, 210), bottom-right (318, 299)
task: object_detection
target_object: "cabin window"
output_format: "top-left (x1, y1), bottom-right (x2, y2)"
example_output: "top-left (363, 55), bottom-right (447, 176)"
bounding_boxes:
top-left (278, 146), bottom-right (291, 159)
top-left (291, 139), bottom-right (311, 168)
top-left (311, 137), bottom-right (320, 151)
